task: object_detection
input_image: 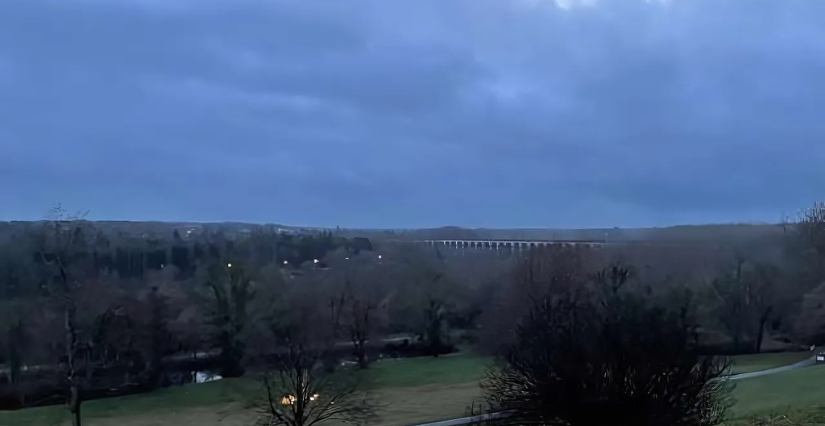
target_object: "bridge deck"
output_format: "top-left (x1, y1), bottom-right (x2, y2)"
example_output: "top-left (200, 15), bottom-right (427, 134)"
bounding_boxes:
top-left (421, 239), bottom-right (608, 244)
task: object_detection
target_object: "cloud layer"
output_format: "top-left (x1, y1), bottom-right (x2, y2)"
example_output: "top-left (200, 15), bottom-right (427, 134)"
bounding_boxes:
top-left (1, 0), bottom-right (824, 228)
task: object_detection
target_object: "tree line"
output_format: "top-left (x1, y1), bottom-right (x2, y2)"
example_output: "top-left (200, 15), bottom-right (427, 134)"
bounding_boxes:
top-left (3, 202), bottom-right (825, 425)
top-left (0, 207), bottom-right (487, 425)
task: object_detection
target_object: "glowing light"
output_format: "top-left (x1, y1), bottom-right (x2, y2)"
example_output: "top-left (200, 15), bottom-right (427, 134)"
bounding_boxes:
top-left (227, 263), bottom-right (232, 268)
top-left (283, 260), bottom-right (288, 265)
top-left (313, 259), bottom-right (319, 264)
top-left (377, 255), bottom-right (382, 260)
top-left (280, 393), bottom-right (319, 405)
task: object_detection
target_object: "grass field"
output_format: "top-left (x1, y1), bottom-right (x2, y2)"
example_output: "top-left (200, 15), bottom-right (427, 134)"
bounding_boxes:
top-left (0, 352), bottom-right (818, 426)
top-left (0, 355), bottom-right (492, 426)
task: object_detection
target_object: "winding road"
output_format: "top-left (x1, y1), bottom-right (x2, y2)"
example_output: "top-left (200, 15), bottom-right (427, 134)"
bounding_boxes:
top-left (410, 354), bottom-right (819, 426)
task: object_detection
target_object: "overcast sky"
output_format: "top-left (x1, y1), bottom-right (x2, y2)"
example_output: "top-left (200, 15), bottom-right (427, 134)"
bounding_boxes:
top-left (1, 0), bottom-right (824, 229)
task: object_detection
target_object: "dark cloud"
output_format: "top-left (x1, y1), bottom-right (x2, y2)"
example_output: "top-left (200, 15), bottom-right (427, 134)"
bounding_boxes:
top-left (1, 0), bottom-right (824, 228)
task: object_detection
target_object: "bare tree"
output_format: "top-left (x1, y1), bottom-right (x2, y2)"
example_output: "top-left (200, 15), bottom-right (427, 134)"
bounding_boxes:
top-left (131, 285), bottom-right (174, 388)
top-left (374, 244), bottom-right (467, 354)
top-left (330, 279), bottom-right (389, 369)
top-left (0, 301), bottom-right (30, 406)
top-left (421, 291), bottom-right (450, 357)
top-left (197, 257), bottom-right (254, 378)
top-left (36, 206), bottom-right (121, 426)
top-left (240, 276), bottom-right (379, 426)
top-left (309, 249), bottom-right (394, 367)
top-left (168, 304), bottom-right (209, 362)
top-left (40, 207), bottom-right (87, 426)
top-left (0, 241), bottom-right (40, 406)
top-left (255, 342), bottom-right (378, 426)
top-left (796, 202), bottom-right (825, 258)
top-left (793, 282), bottom-right (825, 345)
top-left (786, 202), bottom-right (825, 288)
top-left (709, 257), bottom-right (784, 353)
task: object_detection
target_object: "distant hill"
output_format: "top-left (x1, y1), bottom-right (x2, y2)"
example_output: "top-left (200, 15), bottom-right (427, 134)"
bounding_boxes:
top-left (327, 223), bottom-right (786, 241)
top-left (0, 220), bottom-right (790, 245)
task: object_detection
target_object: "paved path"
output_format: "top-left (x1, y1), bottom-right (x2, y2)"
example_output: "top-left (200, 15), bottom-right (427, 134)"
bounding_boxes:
top-left (409, 413), bottom-right (504, 426)
top-left (727, 356), bottom-right (815, 380)
top-left (410, 355), bottom-right (818, 426)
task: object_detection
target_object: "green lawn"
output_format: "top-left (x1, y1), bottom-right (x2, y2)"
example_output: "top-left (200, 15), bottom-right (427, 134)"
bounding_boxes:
top-left (0, 377), bottom-right (262, 426)
top-left (0, 355), bottom-right (492, 426)
top-left (0, 352), bottom-right (818, 426)
top-left (363, 354), bottom-right (491, 388)
top-left (728, 364), bottom-right (825, 423)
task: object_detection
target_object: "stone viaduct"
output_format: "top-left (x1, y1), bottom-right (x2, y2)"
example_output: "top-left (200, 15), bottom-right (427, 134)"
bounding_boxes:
top-left (418, 239), bottom-right (610, 252)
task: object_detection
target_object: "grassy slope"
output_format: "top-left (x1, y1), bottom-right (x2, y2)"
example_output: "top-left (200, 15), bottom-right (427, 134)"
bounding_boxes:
top-left (0, 352), bottom-right (818, 426)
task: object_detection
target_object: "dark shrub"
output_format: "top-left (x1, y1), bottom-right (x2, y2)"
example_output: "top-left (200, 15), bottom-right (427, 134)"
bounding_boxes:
top-left (480, 266), bottom-right (733, 426)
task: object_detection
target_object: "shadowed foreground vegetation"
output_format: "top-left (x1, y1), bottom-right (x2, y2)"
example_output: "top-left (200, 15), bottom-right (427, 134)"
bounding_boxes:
top-left (2, 354), bottom-right (825, 426)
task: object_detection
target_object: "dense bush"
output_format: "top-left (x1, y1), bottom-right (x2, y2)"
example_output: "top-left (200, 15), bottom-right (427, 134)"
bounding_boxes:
top-left (480, 266), bottom-right (733, 426)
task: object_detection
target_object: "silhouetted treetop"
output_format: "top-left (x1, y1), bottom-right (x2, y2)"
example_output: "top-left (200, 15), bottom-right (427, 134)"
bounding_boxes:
top-left (481, 266), bottom-right (732, 426)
